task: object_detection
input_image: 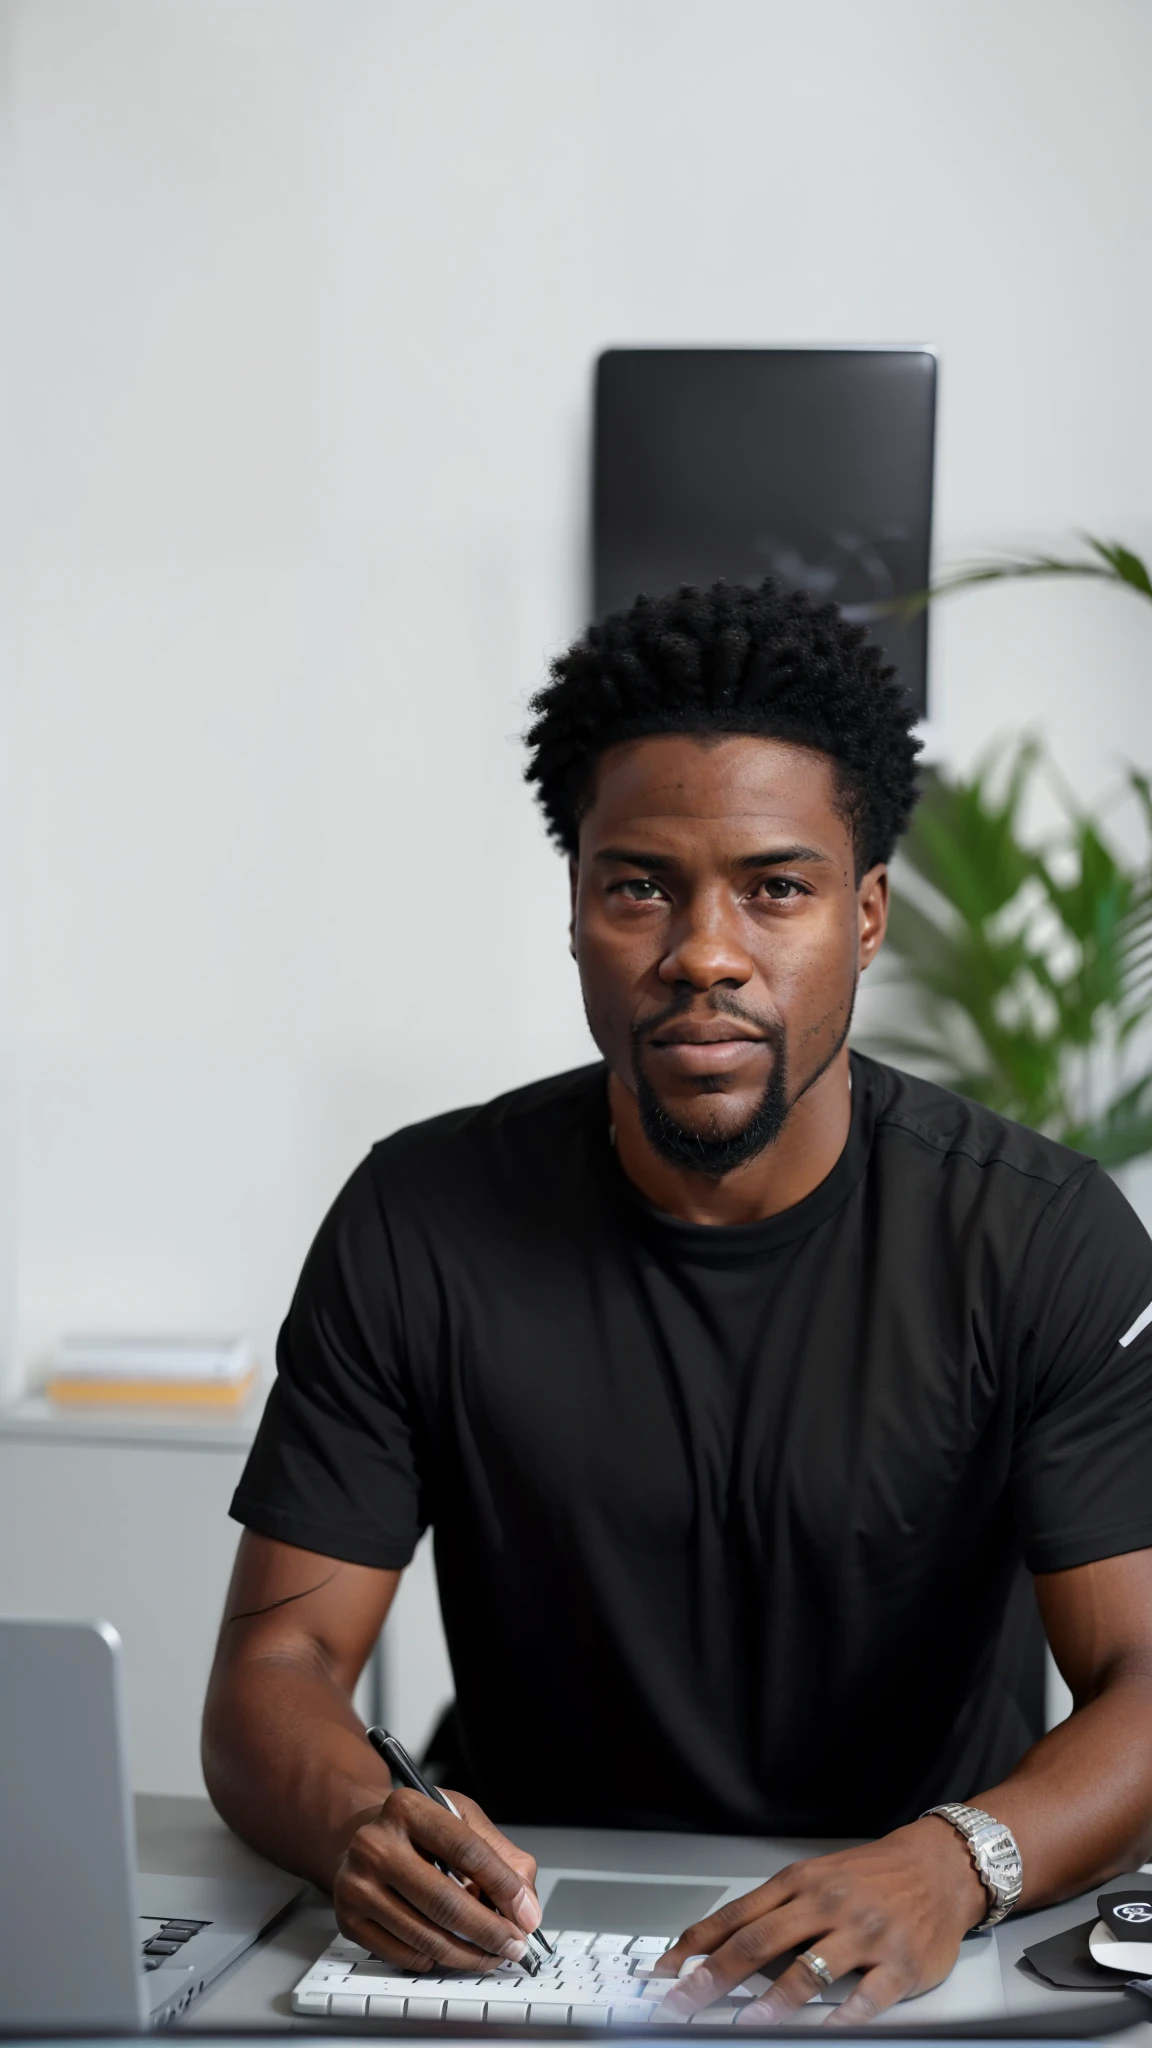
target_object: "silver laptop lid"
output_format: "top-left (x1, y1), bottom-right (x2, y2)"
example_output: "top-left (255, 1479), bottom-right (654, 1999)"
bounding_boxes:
top-left (0, 1616), bottom-right (146, 2030)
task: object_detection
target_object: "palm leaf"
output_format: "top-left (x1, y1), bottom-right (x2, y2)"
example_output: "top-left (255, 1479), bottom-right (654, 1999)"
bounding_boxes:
top-left (870, 542), bottom-right (1152, 1160)
top-left (893, 534), bottom-right (1152, 619)
top-left (1065, 1074), bottom-right (1152, 1169)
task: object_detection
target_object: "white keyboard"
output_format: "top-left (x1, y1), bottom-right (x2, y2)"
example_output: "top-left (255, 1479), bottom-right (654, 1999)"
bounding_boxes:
top-left (293, 1927), bottom-right (770, 2025)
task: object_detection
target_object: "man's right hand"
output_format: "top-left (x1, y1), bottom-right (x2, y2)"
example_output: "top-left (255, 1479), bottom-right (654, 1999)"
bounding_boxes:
top-left (203, 1533), bottom-right (540, 1962)
top-left (333, 1785), bottom-right (542, 1973)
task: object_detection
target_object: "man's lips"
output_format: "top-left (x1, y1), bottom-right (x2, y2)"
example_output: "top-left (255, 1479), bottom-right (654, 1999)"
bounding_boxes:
top-left (645, 1020), bottom-right (771, 1075)
top-left (650, 1022), bottom-right (766, 1045)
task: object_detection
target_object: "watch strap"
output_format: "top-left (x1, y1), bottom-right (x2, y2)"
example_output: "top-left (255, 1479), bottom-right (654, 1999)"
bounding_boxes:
top-left (922, 1801), bottom-right (1023, 1931)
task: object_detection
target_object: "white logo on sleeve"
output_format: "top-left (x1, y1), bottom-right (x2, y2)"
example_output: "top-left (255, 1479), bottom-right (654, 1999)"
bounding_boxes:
top-left (1119, 1301), bottom-right (1152, 1348)
top-left (1113, 1902), bottom-right (1152, 1924)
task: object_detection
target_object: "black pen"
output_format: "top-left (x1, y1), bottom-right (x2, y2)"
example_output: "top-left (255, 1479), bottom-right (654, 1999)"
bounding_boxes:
top-left (366, 1725), bottom-right (552, 1976)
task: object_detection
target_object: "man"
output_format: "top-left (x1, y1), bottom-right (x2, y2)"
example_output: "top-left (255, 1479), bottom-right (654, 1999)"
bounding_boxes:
top-left (204, 579), bottom-right (1152, 2024)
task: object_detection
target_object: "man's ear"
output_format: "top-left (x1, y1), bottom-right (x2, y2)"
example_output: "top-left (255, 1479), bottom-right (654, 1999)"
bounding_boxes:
top-left (858, 864), bottom-right (889, 971)
top-left (568, 860), bottom-right (579, 958)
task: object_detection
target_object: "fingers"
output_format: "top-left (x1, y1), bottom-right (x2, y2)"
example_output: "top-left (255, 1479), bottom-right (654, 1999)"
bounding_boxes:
top-left (337, 1851), bottom-right (527, 1974)
top-left (732, 1937), bottom-right (859, 2025)
top-left (657, 1875), bottom-right (796, 1978)
top-left (333, 1787), bottom-right (540, 1975)
top-left (337, 1883), bottom-right (499, 1975)
top-left (450, 1793), bottom-right (540, 1913)
top-left (660, 1903), bottom-right (821, 2018)
top-left (824, 1963), bottom-right (912, 2026)
top-left (393, 1788), bottom-right (539, 1933)
top-left (662, 1836), bottom-right (967, 2023)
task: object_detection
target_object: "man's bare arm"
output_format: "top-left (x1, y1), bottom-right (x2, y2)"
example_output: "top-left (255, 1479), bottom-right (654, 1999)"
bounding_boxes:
top-left (657, 1548), bottom-right (1152, 2026)
top-left (202, 1529), bottom-right (402, 1885)
top-left (202, 1531), bottom-right (541, 1972)
top-left (970, 1546), bottom-right (1152, 1896)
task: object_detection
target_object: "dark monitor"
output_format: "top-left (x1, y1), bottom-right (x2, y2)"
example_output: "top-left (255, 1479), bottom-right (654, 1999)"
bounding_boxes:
top-left (593, 347), bottom-right (937, 718)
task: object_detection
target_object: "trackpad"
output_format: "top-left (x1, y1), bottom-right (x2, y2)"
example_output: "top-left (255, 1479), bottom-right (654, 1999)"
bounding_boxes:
top-left (541, 1879), bottom-right (727, 1936)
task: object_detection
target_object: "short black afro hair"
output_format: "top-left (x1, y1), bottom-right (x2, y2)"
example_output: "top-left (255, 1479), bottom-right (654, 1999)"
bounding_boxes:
top-left (524, 578), bottom-right (921, 875)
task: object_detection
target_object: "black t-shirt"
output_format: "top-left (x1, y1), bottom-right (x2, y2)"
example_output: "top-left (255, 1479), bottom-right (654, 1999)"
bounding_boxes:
top-left (231, 1055), bottom-right (1152, 1835)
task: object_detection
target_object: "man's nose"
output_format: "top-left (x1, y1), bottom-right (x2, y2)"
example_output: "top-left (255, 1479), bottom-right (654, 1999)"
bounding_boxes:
top-left (658, 891), bottom-right (754, 990)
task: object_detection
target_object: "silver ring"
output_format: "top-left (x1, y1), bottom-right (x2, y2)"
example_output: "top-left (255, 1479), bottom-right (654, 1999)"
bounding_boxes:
top-left (798, 1948), bottom-right (834, 1988)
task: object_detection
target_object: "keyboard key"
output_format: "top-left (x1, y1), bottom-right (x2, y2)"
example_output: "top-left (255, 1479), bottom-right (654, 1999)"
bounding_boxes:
top-left (406, 1995), bottom-right (446, 2020)
top-left (689, 2007), bottom-right (738, 2024)
top-left (330, 1991), bottom-right (369, 2017)
top-left (293, 1923), bottom-right (717, 2029)
top-left (144, 1939), bottom-right (181, 1957)
top-left (293, 1989), bottom-right (331, 2015)
top-left (349, 1971), bottom-right (426, 1994)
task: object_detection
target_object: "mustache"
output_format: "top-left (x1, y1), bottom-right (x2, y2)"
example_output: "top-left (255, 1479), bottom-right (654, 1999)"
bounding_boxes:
top-left (631, 989), bottom-right (784, 1048)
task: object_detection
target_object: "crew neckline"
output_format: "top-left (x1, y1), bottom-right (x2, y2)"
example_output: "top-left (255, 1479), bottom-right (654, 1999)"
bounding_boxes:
top-left (595, 1051), bottom-right (875, 1263)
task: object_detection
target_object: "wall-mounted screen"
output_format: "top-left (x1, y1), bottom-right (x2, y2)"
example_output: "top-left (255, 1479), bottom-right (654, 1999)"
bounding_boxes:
top-left (593, 347), bottom-right (937, 718)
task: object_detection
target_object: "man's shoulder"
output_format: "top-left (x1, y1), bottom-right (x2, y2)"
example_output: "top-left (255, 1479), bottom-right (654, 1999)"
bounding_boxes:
top-left (368, 1063), bottom-right (606, 1183)
top-left (857, 1053), bottom-right (1094, 1197)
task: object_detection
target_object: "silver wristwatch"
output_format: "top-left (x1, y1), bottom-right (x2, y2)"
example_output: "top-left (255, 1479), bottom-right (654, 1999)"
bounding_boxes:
top-left (922, 1802), bottom-right (1023, 1931)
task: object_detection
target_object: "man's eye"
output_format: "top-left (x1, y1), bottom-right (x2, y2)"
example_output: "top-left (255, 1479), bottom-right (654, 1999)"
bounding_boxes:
top-left (614, 878), bottom-right (666, 902)
top-left (756, 877), bottom-right (806, 901)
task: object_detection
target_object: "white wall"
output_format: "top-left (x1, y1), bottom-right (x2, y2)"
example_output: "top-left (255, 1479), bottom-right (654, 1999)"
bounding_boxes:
top-left (3, 0), bottom-right (1151, 1761)
top-left (6, 0), bottom-right (1152, 1400)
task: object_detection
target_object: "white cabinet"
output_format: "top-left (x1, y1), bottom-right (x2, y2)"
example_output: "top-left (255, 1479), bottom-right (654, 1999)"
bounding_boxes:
top-left (0, 1400), bottom-right (452, 1794)
top-left (0, 1428), bottom-right (250, 1793)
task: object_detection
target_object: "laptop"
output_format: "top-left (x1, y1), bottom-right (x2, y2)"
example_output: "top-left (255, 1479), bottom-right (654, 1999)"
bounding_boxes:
top-left (0, 1616), bottom-right (301, 2030)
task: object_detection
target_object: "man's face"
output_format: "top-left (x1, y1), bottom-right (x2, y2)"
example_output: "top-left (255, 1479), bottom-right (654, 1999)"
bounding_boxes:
top-left (571, 733), bottom-right (888, 1173)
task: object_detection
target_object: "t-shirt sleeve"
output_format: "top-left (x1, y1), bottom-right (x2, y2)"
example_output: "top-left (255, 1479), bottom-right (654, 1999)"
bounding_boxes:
top-left (229, 1156), bottom-right (428, 1569)
top-left (1011, 1162), bottom-right (1152, 1574)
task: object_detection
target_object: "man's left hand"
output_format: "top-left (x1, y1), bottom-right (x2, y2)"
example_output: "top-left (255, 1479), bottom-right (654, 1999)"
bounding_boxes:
top-left (656, 1818), bottom-right (989, 2026)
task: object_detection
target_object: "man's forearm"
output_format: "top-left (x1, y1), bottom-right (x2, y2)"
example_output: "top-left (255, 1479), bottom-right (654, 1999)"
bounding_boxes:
top-left (970, 1665), bottom-right (1152, 1907)
top-left (202, 1644), bottom-right (391, 1889)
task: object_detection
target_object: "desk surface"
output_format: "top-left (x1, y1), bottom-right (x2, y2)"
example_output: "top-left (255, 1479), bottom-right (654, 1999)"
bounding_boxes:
top-left (136, 1795), bottom-right (1151, 2037)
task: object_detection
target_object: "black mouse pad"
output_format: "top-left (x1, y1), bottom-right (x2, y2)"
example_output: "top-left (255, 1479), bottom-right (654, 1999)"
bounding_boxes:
top-left (1019, 1918), bottom-right (1125, 1991)
top-left (1097, 1887), bottom-right (1152, 1940)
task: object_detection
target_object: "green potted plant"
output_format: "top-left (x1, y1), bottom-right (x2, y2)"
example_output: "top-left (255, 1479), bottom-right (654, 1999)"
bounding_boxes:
top-left (870, 539), bottom-right (1152, 1164)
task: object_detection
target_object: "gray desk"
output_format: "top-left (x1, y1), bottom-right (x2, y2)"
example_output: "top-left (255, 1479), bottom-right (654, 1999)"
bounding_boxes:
top-left (136, 1795), bottom-right (1151, 2036)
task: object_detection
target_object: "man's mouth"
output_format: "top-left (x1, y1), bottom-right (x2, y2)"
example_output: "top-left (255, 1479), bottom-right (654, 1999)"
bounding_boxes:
top-left (646, 1017), bottom-right (771, 1075)
top-left (651, 1021), bottom-right (766, 1046)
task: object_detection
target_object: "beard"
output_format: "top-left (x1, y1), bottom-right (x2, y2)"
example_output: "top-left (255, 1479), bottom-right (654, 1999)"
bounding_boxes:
top-left (630, 987), bottom-right (855, 1181)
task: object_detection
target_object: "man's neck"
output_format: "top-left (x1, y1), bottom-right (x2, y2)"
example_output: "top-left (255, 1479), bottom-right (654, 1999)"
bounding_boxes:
top-left (607, 1048), bottom-right (853, 1226)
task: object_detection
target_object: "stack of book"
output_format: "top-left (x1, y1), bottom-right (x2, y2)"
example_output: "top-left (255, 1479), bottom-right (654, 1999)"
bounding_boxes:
top-left (46, 1335), bottom-right (258, 1408)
